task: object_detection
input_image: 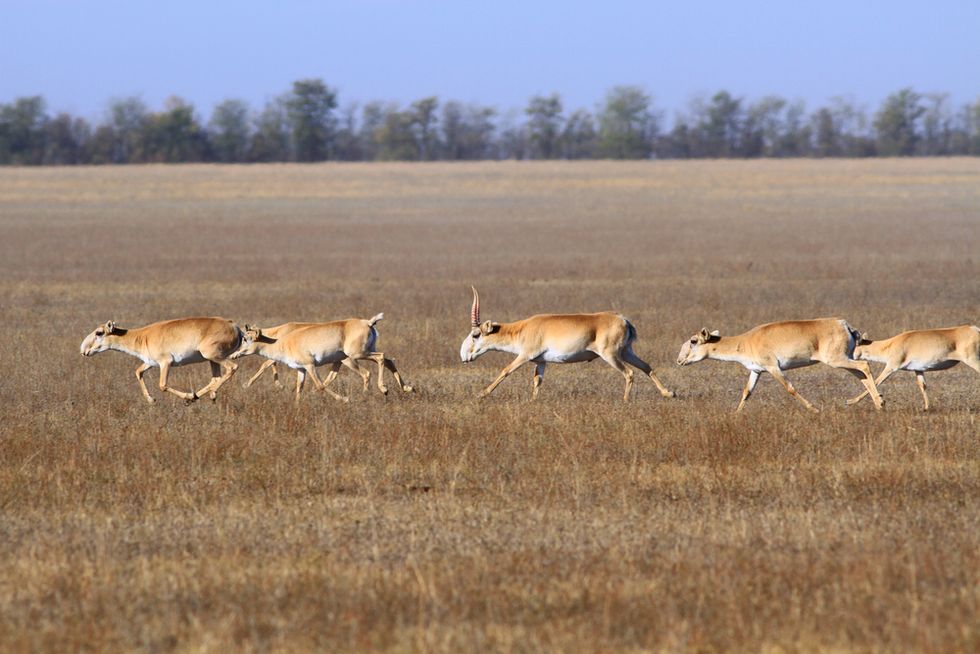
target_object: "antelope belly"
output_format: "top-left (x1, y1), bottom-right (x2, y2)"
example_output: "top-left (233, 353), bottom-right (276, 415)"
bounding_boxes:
top-left (907, 359), bottom-right (958, 372)
top-left (171, 351), bottom-right (207, 366)
top-left (313, 351), bottom-right (346, 366)
top-left (535, 350), bottom-right (598, 364)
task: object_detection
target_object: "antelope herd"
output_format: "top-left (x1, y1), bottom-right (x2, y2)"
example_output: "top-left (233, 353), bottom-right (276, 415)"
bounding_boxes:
top-left (80, 288), bottom-right (979, 412)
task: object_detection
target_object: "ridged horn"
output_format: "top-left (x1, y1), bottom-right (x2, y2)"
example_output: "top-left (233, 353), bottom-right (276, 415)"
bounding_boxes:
top-left (470, 286), bottom-right (480, 327)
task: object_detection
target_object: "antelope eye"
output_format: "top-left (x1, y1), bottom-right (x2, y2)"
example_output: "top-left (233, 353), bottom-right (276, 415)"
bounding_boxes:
top-left (690, 338), bottom-right (697, 344)
top-left (95, 329), bottom-right (104, 336)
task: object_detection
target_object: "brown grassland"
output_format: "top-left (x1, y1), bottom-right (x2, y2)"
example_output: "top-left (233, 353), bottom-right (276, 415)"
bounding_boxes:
top-left (0, 159), bottom-right (978, 652)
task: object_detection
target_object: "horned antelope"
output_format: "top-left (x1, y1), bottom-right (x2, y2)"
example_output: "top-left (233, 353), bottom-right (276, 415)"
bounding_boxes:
top-left (846, 325), bottom-right (980, 410)
top-left (676, 318), bottom-right (883, 413)
top-left (230, 313), bottom-right (413, 403)
top-left (241, 322), bottom-right (370, 392)
top-left (460, 287), bottom-right (675, 401)
top-left (80, 317), bottom-right (241, 403)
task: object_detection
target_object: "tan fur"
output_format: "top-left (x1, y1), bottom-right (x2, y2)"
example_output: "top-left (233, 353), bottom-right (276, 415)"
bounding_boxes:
top-left (80, 317), bottom-right (241, 403)
top-left (240, 322), bottom-right (369, 391)
top-left (847, 325), bottom-right (980, 409)
top-left (677, 318), bottom-right (882, 413)
top-left (232, 315), bottom-right (412, 403)
top-left (462, 290), bottom-right (675, 402)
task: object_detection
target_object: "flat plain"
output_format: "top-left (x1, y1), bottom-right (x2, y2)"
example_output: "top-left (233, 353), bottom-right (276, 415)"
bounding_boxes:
top-left (0, 159), bottom-right (978, 652)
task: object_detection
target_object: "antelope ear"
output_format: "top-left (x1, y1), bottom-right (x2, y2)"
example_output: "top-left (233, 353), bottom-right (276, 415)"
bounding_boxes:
top-left (699, 328), bottom-right (711, 342)
top-left (105, 320), bottom-right (116, 334)
top-left (710, 330), bottom-right (720, 338)
top-left (859, 332), bottom-right (873, 345)
top-left (481, 320), bottom-right (499, 335)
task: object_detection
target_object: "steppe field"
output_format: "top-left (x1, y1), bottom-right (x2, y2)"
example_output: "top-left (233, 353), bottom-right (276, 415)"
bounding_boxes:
top-left (1, 159), bottom-right (979, 652)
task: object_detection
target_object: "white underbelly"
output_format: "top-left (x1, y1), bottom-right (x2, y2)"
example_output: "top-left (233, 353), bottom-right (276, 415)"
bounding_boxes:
top-left (905, 359), bottom-right (958, 372)
top-left (171, 351), bottom-right (206, 366)
top-left (778, 358), bottom-right (817, 371)
top-left (312, 351), bottom-right (346, 366)
top-left (534, 350), bottom-right (598, 364)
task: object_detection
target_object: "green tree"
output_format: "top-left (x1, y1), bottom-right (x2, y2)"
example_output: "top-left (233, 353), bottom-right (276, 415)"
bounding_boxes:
top-left (209, 99), bottom-right (251, 162)
top-left (920, 93), bottom-right (952, 155)
top-left (776, 101), bottom-right (811, 156)
top-left (812, 107), bottom-right (839, 157)
top-left (108, 96), bottom-right (149, 162)
top-left (561, 109), bottom-right (596, 159)
top-left (144, 97), bottom-right (207, 162)
top-left (442, 102), bottom-right (496, 160)
top-left (525, 93), bottom-right (563, 159)
top-left (874, 88), bottom-right (925, 156)
top-left (740, 96), bottom-right (786, 157)
top-left (43, 113), bottom-right (91, 164)
top-left (249, 96), bottom-right (290, 162)
top-left (596, 86), bottom-right (657, 159)
top-left (827, 96), bottom-right (874, 156)
top-left (359, 101), bottom-right (387, 160)
top-left (0, 96), bottom-right (48, 164)
top-left (699, 91), bottom-right (742, 157)
top-left (376, 104), bottom-right (417, 160)
top-left (411, 97), bottom-right (439, 160)
top-left (333, 103), bottom-right (362, 161)
top-left (286, 79), bottom-right (337, 161)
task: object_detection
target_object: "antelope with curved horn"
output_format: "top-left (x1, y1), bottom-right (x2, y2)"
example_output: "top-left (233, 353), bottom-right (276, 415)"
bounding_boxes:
top-left (230, 313), bottom-right (413, 403)
top-left (241, 322), bottom-right (369, 391)
top-left (846, 325), bottom-right (980, 410)
top-left (676, 318), bottom-right (883, 413)
top-left (460, 287), bottom-right (675, 401)
top-left (80, 317), bottom-right (242, 403)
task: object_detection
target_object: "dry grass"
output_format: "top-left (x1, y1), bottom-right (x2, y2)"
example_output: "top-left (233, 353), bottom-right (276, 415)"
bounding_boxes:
top-left (1, 159), bottom-right (979, 652)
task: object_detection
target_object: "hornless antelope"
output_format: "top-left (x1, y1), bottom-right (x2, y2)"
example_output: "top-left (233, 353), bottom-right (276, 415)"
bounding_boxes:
top-left (846, 325), bottom-right (980, 410)
top-left (230, 313), bottom-right (413, 403)
top-left (676, 318), bottom-right (883, 413)
top-left (80, 317), bottom-right (241, 403)
top-left (460, 287), bottom-right (676, 401)
top-left (241, 322), bottom-right (370, 391)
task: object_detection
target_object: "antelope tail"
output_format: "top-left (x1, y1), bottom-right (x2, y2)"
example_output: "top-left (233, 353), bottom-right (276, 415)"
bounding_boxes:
top-left (368, 313), bottom-right (385, 327)
top-left (623, 317), bottom-right (637, 345)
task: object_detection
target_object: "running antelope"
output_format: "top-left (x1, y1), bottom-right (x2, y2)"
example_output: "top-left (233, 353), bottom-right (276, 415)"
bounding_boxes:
top-left (676, 318), bottom-right (883, 413)
top-left (460, 287), bottom-right (675, 401)
top-left (80, 317), bottom-right (241, 403)
top-left (846, 325), bottom-right (980, 410)
top-left (241, 322), bottom-right (370, 391)
top-left (230, 313), bottom-right (413, 403)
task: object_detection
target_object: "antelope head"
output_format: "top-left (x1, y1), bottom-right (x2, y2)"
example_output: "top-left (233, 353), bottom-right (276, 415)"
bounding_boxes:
top-left (231, 324), bottom-right (265, 359)
top-left (676, 328), bottom-right (721, 366)
top-left (460, 286), bottom-right (500, 363)
top-left (852, 332), bottom-right (875, 361)
top-left (80, 320), bottom-right (118, 356)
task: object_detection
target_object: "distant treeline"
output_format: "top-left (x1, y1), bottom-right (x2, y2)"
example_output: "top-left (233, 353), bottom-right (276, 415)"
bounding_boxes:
top-left (2, 79), bottom-right (979, 165)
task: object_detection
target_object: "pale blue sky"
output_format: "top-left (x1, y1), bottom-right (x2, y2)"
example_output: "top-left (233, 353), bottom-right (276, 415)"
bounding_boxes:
top-left (2, 0), bottom-right (978, 120)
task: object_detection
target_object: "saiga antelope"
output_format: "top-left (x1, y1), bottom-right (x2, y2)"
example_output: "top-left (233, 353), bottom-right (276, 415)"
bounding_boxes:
top-left (80, 317), bottom-right (241, 403)
top-left (230, 313), bottom-right (413, 403)
top-left (846, 325), bottom-right (980, 410)
top-left (459, 287), bottom-right (675, 401)
top-left (676, 318), bottom-right (883, 413)
top-left (241, 322), bottom-right (370, 391)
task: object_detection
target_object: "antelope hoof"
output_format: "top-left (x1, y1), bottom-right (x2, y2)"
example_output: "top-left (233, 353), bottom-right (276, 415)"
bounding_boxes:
top-left (145, 396), bottom-right (156, 405)
top-left (402, 385), bottom-right (414, 393)
top-left (663, 390), bottom-right (676, 399)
